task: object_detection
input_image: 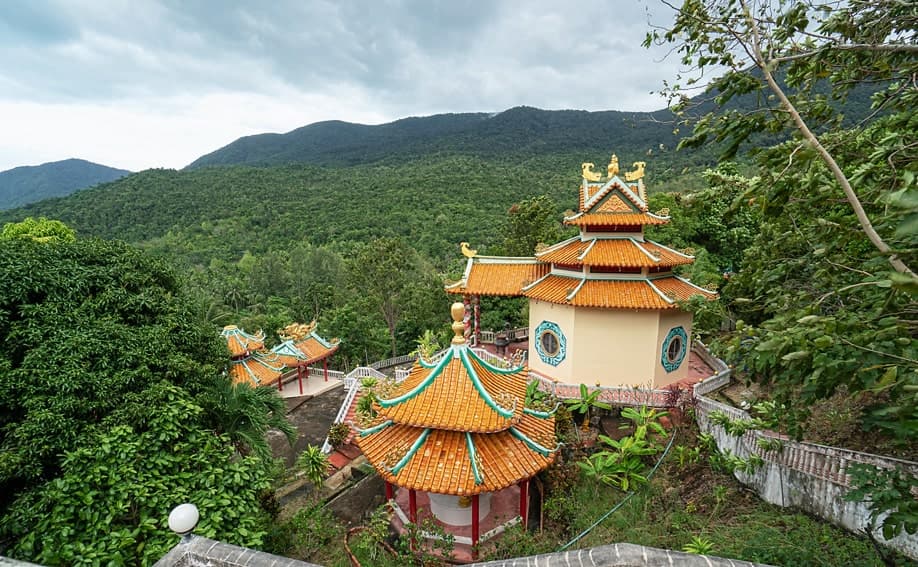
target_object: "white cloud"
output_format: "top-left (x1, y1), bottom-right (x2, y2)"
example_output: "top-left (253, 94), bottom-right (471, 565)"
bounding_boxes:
top-left (0, 0), bottom-right (684, 172)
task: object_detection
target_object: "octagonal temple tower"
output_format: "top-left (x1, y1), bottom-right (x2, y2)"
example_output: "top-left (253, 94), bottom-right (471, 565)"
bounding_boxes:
top-left (447, 154), bottom-right (716, 388)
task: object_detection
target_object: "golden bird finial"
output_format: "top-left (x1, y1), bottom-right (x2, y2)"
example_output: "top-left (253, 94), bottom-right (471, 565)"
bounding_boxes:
top-left (624, 161), bottom-right (646, 181)
top-left (581, 162), bottom-right (602, 182)
top-left (460, 242), bottom-right (478, 258)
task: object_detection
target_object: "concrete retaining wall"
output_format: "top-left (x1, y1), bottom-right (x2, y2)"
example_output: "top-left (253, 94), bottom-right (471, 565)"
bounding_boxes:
top-left (691, 344), bottom-right (918, 560)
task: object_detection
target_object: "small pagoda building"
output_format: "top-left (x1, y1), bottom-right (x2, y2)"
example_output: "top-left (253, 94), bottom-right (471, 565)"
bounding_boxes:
top-left (446, 154), bottom-right (716, 388)
top-left (355, 303), bottom-right (559, 553)
top-left (221, 322), bottom-right (339, 394)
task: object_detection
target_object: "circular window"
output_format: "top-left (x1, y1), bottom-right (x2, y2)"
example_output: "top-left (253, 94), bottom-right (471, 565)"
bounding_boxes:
top-left (540, 330), bottom-right (560, 356)
top-left (534, 321), bottom-right (566, 366)
top-left (661, 326), bottom-right (688, 373)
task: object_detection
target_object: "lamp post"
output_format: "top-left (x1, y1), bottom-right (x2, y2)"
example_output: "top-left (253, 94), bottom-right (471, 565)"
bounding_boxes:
top-left (168, 503), bottom-right (200, 543)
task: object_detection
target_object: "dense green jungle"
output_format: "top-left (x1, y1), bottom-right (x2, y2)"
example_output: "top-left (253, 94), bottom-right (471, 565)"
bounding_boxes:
top-left (1, 4), bottom-right (916, 561)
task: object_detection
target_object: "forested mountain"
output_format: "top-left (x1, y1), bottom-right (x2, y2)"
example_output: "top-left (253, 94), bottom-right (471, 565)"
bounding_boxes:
top-left (0, 158), bottom-right (130, 210)
top-left (187, 106), bottom-right (684, 169)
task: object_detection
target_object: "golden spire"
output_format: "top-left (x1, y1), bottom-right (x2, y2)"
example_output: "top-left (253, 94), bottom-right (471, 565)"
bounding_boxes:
top-left (607, 154), bottom-right (619, 177)
top-left (450, 302), bottom-right (466, 344)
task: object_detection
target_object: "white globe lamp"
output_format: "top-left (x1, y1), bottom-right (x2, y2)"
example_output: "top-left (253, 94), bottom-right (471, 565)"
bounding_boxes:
top-left (168, 503), bottom-right (200, 539)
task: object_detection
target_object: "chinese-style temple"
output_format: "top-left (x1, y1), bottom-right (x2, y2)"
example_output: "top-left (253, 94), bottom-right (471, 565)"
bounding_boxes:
top-left (446, 154), bottom-right (716, 388)
top-left (221, 322), bottom-right (339, 394)
top-left (355, 303), bottom-right (559, 555)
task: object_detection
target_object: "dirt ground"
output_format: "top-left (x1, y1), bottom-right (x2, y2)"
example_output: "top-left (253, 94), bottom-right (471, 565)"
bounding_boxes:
top-left (268, 383), bottom-right (347, 468)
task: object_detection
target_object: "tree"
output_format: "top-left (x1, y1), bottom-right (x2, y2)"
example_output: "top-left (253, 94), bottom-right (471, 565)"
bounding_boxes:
top-left (2, 382), bottom-right (274, 566)
top-left (348, 237), bottom-right (426, 357)
top-left (0, 237), bottom-right (225, 499)
top-left (1, 217), bottom-right (75, 243)
top-left (648, 0), bottom-right (918, 277)
top-left (498, 195), bottom-right (565, 256)
top-left (0, 236), bottom-right (288, 563)
top-left (199, 377), bottom-right (296, 463)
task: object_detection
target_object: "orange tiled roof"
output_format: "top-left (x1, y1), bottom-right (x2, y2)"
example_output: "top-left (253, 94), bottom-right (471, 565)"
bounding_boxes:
top-left (653, 276), bottom-right (718, 302)
top-left (228, 352), bottom-right (284, 386)
top-left (446, 258), bottom-right (549, 296)
top-left (272, 333), bottom-right (339, 367)
top-left (537, 238), bottom-right (693, 269)
top-left (356, 413), bottom-right (557, 495)
top-left (376, 348), bottom-right (527, 432)
top-left (221, 325), bottom-right (266, 357)
top-left (564, 212), bottom-right (669, 227)
top-left (356, 339), bottom-right (558, 495)
top-left (524, 275), bottom-right (715, 309)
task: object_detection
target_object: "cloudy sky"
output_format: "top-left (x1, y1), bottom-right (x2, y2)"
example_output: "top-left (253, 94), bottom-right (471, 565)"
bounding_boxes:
top-left (0, 1), bottom-right (685, 172)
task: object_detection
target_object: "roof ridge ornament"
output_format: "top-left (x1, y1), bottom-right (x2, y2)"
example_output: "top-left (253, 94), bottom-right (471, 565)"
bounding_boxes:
top-left (450, 302), bottom-right (467, 344)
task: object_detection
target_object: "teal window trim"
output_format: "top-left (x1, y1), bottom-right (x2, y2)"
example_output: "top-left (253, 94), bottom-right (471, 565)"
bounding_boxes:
top-left (661, 326), bottom-right (688, 373)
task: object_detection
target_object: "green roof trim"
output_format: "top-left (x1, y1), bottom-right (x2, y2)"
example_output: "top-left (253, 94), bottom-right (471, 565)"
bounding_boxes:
top-left (509, 426), bottom-right (558, 457)
top-left (376, 349), bottom-right (451, 407)
top-left (459, 349), bottom-right (515, 419)
top-left (358, 419), bottom-right (393, 437)
top-left (465, 432), bottom-right (483, 485)
top-left (523, 402), bottom-right (560, 419)
top-left (390, 428), bottom-right (430, 475)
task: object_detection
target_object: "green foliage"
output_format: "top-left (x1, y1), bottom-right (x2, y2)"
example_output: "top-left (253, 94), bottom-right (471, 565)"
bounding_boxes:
top-left (846, 464), bottom-right (918, 540)
top-left (199, 377), bottom-right (295, 463)
top-left (682, 536), bottom-right (715, 555)
top-left (297, 445), bottom-right (330, 491)
top-left (578, 427), bottom-right (663, 492)
top-left (564, 383), bottom-right (612, 431)
top-left (0, 237), bottom-right (225, 497)
top-left (326, 422), bottom-right (351, 450)
top-left (412, 329), bottom-right (442, 360)
top-left (1, 217), bottom-right (76, 243)
top-left (3, 382), bottom-right (273, 565)
top-left (497, 195), bottom-right (569, 256)
top-left (264, 504), bottom-right (343, 561)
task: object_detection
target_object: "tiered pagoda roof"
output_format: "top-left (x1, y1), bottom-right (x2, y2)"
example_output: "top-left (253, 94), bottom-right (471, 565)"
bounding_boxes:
top-left (447, 154), bottom-right (717, 308)
top-left (221, 325), bottom-right (266, 358)
top-left (355, 304), bottom-right (558, 495)
top-left (272, 321), bottom-right (340, 368)
top-left (221, 322), bottom-right (339, 387)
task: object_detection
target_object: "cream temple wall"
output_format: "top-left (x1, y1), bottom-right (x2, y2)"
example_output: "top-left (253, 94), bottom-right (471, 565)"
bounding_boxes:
top-left (528, 302), bottom-right (693, 388)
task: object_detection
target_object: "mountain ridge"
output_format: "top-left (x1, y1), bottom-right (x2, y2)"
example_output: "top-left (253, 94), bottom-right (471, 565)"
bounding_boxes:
top-left (0, 158), bottom-right (131, 210)
top-left (186, 106), bottom-right (680, 169)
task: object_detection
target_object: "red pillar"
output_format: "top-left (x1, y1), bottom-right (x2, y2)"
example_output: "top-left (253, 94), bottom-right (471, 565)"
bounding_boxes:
top-left (277, 372), bottom-right (283, 392)
top-left (385, 482), bottom-right (393, 501)
top-left (409, 489), bottom-right (418, 524)
top-left (519, 479), bottom-right (529, 528)
top-left (471, 493), bottom-right (480, 547)
top-left (323, 358), bottom-right (329, 382)
top-left (473, 295), bottom-right (480, 346)
top-left (297, 366), bottom-right (304, 396)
